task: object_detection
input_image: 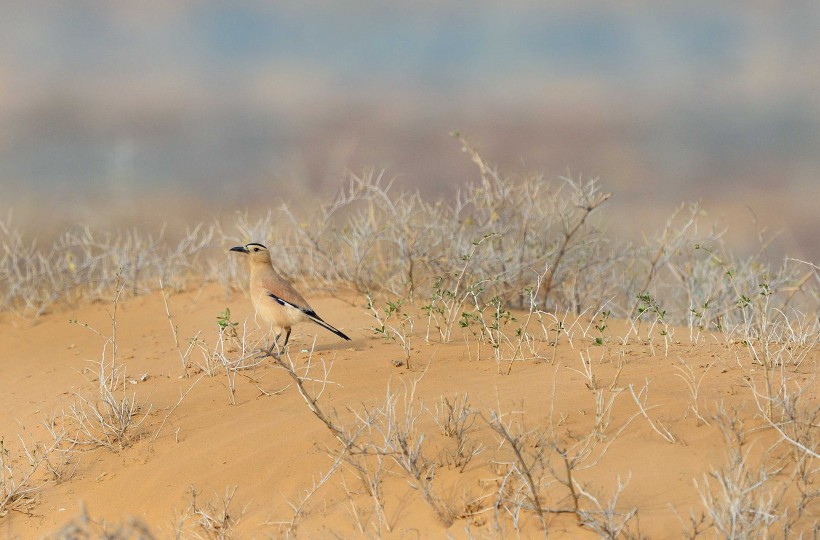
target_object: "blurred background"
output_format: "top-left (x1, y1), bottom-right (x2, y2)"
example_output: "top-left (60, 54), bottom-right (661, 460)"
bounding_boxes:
top-left (1, 1), bottom-right (818, 259)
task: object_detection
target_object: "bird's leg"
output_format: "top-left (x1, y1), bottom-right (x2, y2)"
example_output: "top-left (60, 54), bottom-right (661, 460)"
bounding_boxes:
top-left (264, 330), bottom-right (281, 357)
top-left (260, 328), bottom-right (290, 358)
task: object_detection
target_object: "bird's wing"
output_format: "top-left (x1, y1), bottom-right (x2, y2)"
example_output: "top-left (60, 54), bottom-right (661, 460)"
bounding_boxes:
top-left (261, 276), bottom-right (352, 341)
top-left (260, 276), bottom-right (313, 314)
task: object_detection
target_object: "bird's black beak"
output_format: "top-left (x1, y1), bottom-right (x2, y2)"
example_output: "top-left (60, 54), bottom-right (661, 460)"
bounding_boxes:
top-left (229, 245), bottom-right (249, 254)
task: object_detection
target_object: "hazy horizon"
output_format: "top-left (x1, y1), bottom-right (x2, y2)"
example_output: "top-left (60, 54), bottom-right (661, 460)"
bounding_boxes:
top-left (1, 2), bottom-right (818, 258)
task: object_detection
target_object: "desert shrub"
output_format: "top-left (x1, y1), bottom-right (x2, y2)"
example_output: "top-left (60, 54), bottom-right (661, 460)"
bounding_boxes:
top-left (1, 143), bottom-right (815, 337)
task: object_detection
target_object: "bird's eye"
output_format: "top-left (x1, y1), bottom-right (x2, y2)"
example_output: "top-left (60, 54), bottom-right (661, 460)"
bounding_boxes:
top-left (253, 247), bottom-right (259, 252)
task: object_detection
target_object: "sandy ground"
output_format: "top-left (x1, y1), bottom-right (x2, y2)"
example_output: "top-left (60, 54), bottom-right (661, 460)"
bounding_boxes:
top-left (0, 283), bottom-right (817, 538)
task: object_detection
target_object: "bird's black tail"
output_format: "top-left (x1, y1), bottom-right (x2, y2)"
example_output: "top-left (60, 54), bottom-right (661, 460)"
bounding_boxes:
top-left (307, 312), bottom-right (352, 341)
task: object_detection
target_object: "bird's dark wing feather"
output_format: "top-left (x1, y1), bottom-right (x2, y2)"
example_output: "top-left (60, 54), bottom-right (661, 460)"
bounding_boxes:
top-left (267, 292), bottom-right (351, 341)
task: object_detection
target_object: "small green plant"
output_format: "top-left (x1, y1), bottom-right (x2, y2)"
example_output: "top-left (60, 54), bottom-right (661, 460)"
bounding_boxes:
top-left (636, 293), bottom-right (666, 321)
top-left (463, 289), bottom-right (528, 372)
top-left (634, 293), bottom-right (673, 355)
top-left (420, 234), bottom-right (497, 343)
top-left (216, 308), bottom-right (238, 331)
top-left (367, 293), bottom-right (415, 369)
top-left (593, 310), bottom-right (610, 346)
top-left (461, 274), bottom-right (550, 372)
top-left (688, 297), bottom-right (712, 341)
top-left (481, 295), bottom-right (515, 354)
top-left (421, 276), bottom-right (449, 341)
top-left (551, 320), bottom-right (565, 364)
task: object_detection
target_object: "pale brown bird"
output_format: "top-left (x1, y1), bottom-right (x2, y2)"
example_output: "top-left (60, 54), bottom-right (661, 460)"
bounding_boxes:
top-left (230, 242), bottom-right (351, 353)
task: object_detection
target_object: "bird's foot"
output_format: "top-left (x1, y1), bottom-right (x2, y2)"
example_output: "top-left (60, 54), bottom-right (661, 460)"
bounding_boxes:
top-left (257, 344), bottom-right (284, 359)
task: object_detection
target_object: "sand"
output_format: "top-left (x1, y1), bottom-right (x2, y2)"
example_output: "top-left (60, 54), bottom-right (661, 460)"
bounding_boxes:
top-left (0, 283), bottom-right (816, 538)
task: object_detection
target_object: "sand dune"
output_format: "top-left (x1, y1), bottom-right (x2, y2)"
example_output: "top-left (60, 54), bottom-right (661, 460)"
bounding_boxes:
top-left (1, 282), bottom-right (815, 538)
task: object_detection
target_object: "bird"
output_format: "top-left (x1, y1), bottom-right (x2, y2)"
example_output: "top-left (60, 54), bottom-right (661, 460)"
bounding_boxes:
top-left (229, 242), bottom-right (351, 354)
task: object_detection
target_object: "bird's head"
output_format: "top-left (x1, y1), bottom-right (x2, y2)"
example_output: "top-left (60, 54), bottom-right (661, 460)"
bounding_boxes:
top-left (229, 242), bottom-right (271, 264)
